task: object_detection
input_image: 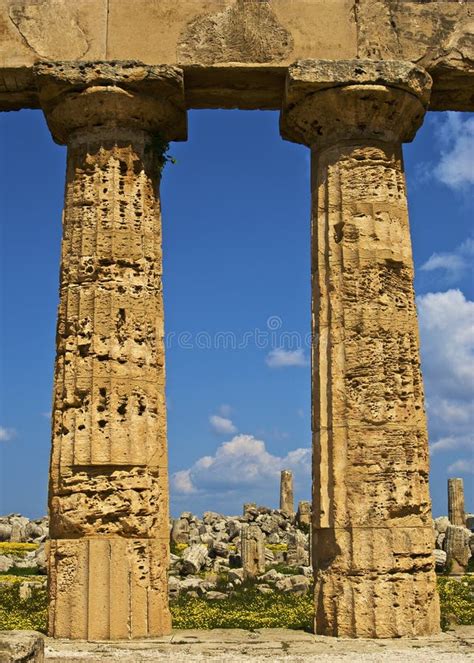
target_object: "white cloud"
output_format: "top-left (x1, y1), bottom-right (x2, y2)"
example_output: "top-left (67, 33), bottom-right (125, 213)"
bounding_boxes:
top-left (447, 459), bottom-right (474, 475)
top-left (265, 348), bottom-right (309, 368)
top-left (172, 469), bottom-right (197, 494)
top-left (0, 426), bottom-right (16, 442)
top-left (171, 434), bottom-right (311, 496)
top-left (417, 290), bottom-right (474, 400)
top-left (417, 289), bottom-right (474, 465)
top-left (430, 435), bottom-right (472, 455)
top-left (433, 113), bottom-right (474, 191)
top-left (420, 238), bottom-right (474, 283)
top-left (209, 414), bottom-right (237, 435)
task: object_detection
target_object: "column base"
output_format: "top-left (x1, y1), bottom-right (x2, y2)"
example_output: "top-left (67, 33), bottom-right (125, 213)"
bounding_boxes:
top-left (48, 538), bottom-right (171, 640)
top-left (314, 569), bottom-right (440, 638)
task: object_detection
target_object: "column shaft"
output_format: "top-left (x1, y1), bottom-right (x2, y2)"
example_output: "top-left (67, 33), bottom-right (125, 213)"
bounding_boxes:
top-left (448, 478), bottom-right (466, 526)
top-left (311, 138), bottom-right (438, 637)
top-left (36, 62), bottom-right (187, 640)
top-left (48, 131), bottom-right (170, 639)
top-left (281, 60), bottom-right (440, 638)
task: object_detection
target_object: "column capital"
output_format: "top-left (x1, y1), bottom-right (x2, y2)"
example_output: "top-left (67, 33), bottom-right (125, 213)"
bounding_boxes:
top-left (280, 60), bottom-right (432, 148)
top-left (34, 61), bottom-right (187, 144)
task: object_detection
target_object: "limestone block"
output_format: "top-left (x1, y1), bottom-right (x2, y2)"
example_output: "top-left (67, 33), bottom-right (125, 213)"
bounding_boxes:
top-left (435, 516), bottom-right (451, 534)
top-left (434, 548), bottom-right (447, 570)
top-left (0, 631), bottom-right (44, 663)
top-left (243, 502), bottom-right (257, 516)
top-left (296, 500), bottom-right (311, 527)
top-left (171, 518), bottom-right (190, 545)
top-left (48, 538), bottom-right (170, 639)
top-left (444, 524), bottom-right (471, 574)
top-left (181, 544), bottom-right (208, 575)
top-left (241, 524), bottom-right (265, 579)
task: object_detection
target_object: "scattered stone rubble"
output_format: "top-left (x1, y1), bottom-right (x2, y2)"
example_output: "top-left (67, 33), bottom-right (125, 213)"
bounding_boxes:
top-left (2, 499), bottom-right (473, 602)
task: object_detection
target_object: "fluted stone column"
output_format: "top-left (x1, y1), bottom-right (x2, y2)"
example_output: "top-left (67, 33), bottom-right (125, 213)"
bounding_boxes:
top-left (35, 62), bottom-right (186, 640)
top-left (281, 60), bottom-right (440, 638)
top-left (280, 469), bottom-right (294, 515)
top-left (448, 478), bottom-right (466, 526)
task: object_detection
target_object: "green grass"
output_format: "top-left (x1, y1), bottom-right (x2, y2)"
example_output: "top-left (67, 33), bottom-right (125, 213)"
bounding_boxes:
top-left (0, 566), bottom-right (41, 577)
top-left (0, 542), bottom-right (38, 557)
top-left (171, 584), bottom-right (313, 630)
top-left (268, 564), bottom-right (303, 576)
top-left (0, 582), bottom-right (47, 631)
top-left (438, 576), bottom-right (474, 630)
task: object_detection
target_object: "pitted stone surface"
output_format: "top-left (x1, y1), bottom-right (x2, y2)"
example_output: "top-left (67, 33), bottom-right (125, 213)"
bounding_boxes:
top-left (280, 64), bottom-right (439, 638)
top-left (36, 64), bottom-right (187, 641)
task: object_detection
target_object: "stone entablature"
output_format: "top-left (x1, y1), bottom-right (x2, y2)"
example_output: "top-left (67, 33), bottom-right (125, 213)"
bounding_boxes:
top-left (0, 0), bottom-right (473, 112)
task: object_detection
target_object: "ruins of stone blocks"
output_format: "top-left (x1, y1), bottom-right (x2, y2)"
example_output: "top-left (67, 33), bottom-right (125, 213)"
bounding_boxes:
top-left (296, 500), bottom-right (311, 528)
top-left (241, 524), bottom-right (266, 580)
top-left (1, 0), bottom-right (473, 641)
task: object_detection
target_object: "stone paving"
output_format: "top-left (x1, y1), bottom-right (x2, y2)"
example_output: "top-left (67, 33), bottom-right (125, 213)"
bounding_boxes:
top-left (44, 627), bottom-right (474, 662)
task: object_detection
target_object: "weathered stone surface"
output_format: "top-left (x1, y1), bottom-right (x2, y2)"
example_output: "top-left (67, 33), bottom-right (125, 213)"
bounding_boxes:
top-left (279, 470), bottom-right (294, 515)
top-left (448, 478), bottom-right (466, 527)
top-left (35, 63), bottom-right (186, 640)
top-left (181, 544), bottom-right (208, 575)
top-left (281, 60), bottom-right (439, 638)
top-left (0, 1), bottom-right (472, 111)
top-left (434, 548), bottom-right (447, 571)
top-left (177, 0), bottom-right (293, 65)
top-left (241, 524), bottom-right (265, 579)
top-left (296, 500), bottom-right (311, 527)
top-left (445, 524), bottom-right (472, 574)
top-left (0, 631), bottom-right (44, 663)
top-left (36, 626), bottom-right (474, 661)
top-left (171, 517), bottom-right (190, 545)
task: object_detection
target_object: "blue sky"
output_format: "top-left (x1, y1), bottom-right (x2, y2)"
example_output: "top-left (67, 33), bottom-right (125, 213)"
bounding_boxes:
top-left (0, 109), bottom-right (472, 519)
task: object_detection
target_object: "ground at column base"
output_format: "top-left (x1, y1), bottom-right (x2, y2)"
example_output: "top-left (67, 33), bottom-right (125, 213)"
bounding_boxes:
top-left (42, 627), bottom-right (474, 662)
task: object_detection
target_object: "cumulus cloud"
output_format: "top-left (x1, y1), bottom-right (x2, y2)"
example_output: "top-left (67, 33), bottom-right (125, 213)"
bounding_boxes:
top-left (209, 414), bottom-right (238, 435)
top-left (265, 348), bottom-right (309, 368)
top-left (420, 238), bottom-right (474, 284)
top-left (0, 426), bottom-right (16, 442)
top-left (433, 113), bottom-right (474, 191)
top-left (172, 469), bottom-right (197, 494)
top-left (418, 290), bottom-right (474, 400)
top-left (417, 289), bottom-right (474, 473)
top-left (171, 434), bottom-right (311, 496)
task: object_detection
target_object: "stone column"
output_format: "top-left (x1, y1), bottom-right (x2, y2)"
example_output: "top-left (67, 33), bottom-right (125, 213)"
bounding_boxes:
top-left (241, 524), bottom-right (265, 579)
top-left (448, 478), bottom-right (466, 526)
top-left (280, 469), bottom-right (294, 515)
top-left (297, 500), bottom-right (312, 528)
top-left (281, 60), bottom-right (440, 638)
top-left (35, 62), bottom-right (187, 640)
